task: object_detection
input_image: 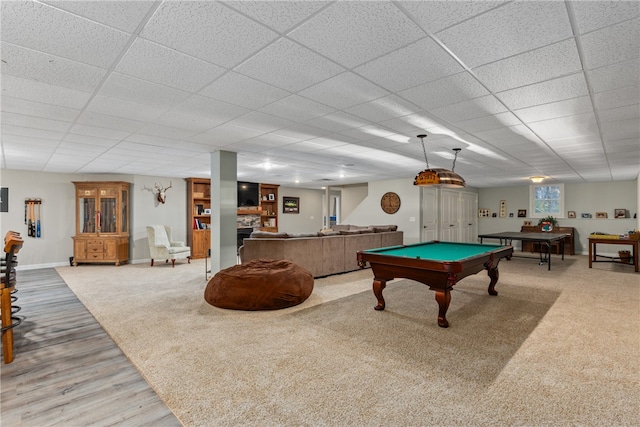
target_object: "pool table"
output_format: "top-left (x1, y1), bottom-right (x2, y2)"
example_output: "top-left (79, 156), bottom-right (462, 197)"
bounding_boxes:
top-left (357, 241), bottom-right (514, 328)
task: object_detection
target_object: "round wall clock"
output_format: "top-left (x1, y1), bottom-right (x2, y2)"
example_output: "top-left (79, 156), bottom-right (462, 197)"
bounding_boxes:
top-left (380, 192), bottom-right (401, 214)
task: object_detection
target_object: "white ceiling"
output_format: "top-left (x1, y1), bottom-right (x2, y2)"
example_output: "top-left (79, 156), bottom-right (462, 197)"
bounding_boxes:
top-left (1, 0), bottom-right (638, 189)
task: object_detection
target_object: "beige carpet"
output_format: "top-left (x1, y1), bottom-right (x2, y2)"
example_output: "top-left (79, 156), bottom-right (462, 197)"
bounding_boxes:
top-left (56, 256), bottom-right (639, 426)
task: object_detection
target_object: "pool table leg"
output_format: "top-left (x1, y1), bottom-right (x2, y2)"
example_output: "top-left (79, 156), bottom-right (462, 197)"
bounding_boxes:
top-left (434, 290), bottom-right (451, 328)
top-left (486, 263), bottom-right (499, 296)
top-left (372, 279), bottom-right (386, 310)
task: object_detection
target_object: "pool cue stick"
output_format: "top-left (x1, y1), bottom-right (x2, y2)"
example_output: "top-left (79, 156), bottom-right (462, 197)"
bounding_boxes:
top-left (27, 201), bottom-right (33, 237)
top-left (36, 200), bottom-right (41, 238)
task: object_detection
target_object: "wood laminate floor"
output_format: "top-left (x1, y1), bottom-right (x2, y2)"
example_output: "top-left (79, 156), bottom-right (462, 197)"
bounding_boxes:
top-left (1, 268), bottom-right (181, 426)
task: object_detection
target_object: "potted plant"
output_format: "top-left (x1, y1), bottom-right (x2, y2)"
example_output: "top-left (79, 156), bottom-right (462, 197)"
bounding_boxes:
top-left (537, 216), bottom-right (558, 226)
top-left (538, 216), bottom-right (558, 231)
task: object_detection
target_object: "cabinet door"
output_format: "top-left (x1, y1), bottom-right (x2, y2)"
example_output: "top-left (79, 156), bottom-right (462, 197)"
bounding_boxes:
top-left (459, 192), bottom-right (478, 243)
top-left (104, 239), bottom-right (117, 260)
top-left (421, 187), bottom-right (438, 242)
top-left (440, 190), bottom-right (460, 242)
top-left (99, 188), bottom-right (117, 233)
top-left (78, 195), bottom-right (97, 234)
top-left (74, 239), bottom-right (87, 261)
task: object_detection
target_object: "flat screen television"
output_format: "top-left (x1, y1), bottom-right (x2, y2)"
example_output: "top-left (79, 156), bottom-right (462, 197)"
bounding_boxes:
top-left (237, 181), bottom-right (259, 207)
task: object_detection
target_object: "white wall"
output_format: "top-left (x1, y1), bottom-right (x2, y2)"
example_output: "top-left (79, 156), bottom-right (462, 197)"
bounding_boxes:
top-left (3, 168), bottom-right (637, 267)
top-left (341, 178), bottom-right (422, 244)
top-left (0, 169), bottom-right (186, 268)
top-left (478, 179), bottom-right (638, 254)
top-left (277, 186), bottom-right (325, 233)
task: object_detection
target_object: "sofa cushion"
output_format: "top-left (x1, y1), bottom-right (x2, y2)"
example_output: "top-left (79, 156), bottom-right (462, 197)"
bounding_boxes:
top-left (250, 231), bottom-right (289, 238)
top-left (286, 232), bottom-right (318, 238)
top-left (319, 230), bottom-right (340, 236)
top-left (339, 229), bottom-right (362, 235)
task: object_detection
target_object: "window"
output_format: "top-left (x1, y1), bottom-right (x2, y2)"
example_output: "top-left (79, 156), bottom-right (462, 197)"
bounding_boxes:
top-left (529, 184), bottom-right (564, 218)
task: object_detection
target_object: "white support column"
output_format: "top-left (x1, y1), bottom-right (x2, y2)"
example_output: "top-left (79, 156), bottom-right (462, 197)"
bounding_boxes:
top-left (210, 151), bottom-right (238, 274)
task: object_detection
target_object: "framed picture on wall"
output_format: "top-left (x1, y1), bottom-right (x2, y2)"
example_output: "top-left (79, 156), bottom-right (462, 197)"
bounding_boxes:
top-left (595, 212), bottom-right (608, 219)
top-left (517, 209), bottom-right (527, 218)
top-left (615, 209), bottom-right (626, 218)
top-left (283, 196), bottom-right (299, 214)
top-left (568, 211), bottom-right (576, 218)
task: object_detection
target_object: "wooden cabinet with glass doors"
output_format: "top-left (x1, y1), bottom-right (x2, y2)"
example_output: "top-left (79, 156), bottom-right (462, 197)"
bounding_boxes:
top-left (72, 181), bottom-right (131, 266)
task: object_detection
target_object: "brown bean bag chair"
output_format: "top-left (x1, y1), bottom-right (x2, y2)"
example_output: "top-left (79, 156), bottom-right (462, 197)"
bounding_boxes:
top-left (204, 259), bottom-right (314, 310)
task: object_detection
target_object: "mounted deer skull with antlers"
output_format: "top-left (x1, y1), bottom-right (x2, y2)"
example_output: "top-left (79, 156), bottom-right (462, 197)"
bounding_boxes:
top-left (155, 181), bottom-right (172, 204)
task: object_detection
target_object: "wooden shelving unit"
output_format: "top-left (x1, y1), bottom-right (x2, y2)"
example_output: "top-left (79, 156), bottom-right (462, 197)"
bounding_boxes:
top-left (186, 178), bottom-right (210, 259)
top-left (259, 183), bottom-right (279, 232)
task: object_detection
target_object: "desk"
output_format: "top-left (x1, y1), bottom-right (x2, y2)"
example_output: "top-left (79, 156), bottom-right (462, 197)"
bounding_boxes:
top-left (357, 241), bottom-right (513, 328)
top-left (588, 237), bottom-right (639, 272)
top-left (478, 232), bottom-right (566, 270)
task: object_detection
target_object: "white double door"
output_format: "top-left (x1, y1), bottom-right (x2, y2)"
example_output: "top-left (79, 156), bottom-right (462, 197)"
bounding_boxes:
top-left (421, 188), bottom-right (477, 243)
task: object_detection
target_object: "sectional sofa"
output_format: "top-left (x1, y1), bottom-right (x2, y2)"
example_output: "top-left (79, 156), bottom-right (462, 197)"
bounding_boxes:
top-left (238, 225), bottom-right (403, 278)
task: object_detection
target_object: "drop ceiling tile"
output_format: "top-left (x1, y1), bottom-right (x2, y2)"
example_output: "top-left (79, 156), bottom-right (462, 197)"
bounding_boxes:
top-left (1, 1), bottom-right (130, 68)
top-left (115, 39), bottom-right (225, 93)
top-left (437, 1), bottom-right (572, 68)
top-left (224, 111), bottom-right (294, 134)
top-left (160, 95), bottom-right (250, 130)
top-left (594, 85), bottom-right (640, 110)
top-left (303, 111), bottom-right (370, 133)
top-left (399, 72), bottom-right (489, 110)
top-left (580, 19), bottom-right (640, 70)
top-left (572, 1), bottom-right (640, 34)
top-left (99, 73), bottom-right (191, 108)
top-left (400, 1), bottom-right (507, 34)
top-left (1, 75), bottom-right (92, 109)
top-left (514, 96), bottom-right (594, 123)
top-left (378, 114), bottom-right (447, 135)
top-left (59, 139), bottom-right (116, 152)
top-left (2, 134), bottom-right (58, 150)
top-left (140, 1), bottom-right (277, 68)
top-left (454, 112), bottom-right (521, 133)
top-left (271, 123), bottom-right (329, 141)
top-left (69, 123), bottom-right (130, 140)
top-left (344, 95), bottom-right (418, 123)
top-left (1, 96), bottom-right (80, 122)
top-left (85, 95), bottom-right (167, 122)
top-left (63, 133), bottom-right (121, 147)
top-left (298, 72), bottom-right (388, 110)
top-left (289, 1), bottom-right (425, 68)
top-left (588, 59), bottom-right (640, 93)
top-left (76, 111), bottom-right (146, 133)
top-left (601, 118), bottom-right (640, 141)
top-left (431, 95), bottom-right (508, 123)
top-left (224, 1), bottom-right (330, 33)
top-left (1, 126), bottom-right (64, 142)
top-left (135, 123), bottom-right (199, 141)
top-left (41, 0), bottom-right (157, 33)
top-left (198, 72), bottom-right (290, 109)
top-left (235, 38), bottom-right (344, 92)
top-left (605, 137), bottom-right (640, 153)
top-left (597, 104), bottom-right (640, 124)
top-left (185, 123), bottom-right (266, 146)
top-left (259, 95), bottom-right (335, 122)
top-left (354, 38), bottom-right (464, 92)
top-left (124, 134), bottom-right (205, 153)
top-left (527, 112), bottom-right (599, 142)
top-left (1, 111), bottom-right (72, 132)
top-left (473, 39), bottom-right (582, 92)
top-left (497, 74), bottom-right (589, 110)
top-left (1, 42), bottom-right (106, 93)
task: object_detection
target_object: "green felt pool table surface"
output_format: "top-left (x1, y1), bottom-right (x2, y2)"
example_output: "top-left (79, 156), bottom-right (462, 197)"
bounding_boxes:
top-left (362, 241), bottom-right (507, 262)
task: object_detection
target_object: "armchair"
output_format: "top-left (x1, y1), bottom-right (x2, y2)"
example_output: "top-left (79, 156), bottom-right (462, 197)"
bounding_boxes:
top-left (147, 225), bottom-right (191, 267)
